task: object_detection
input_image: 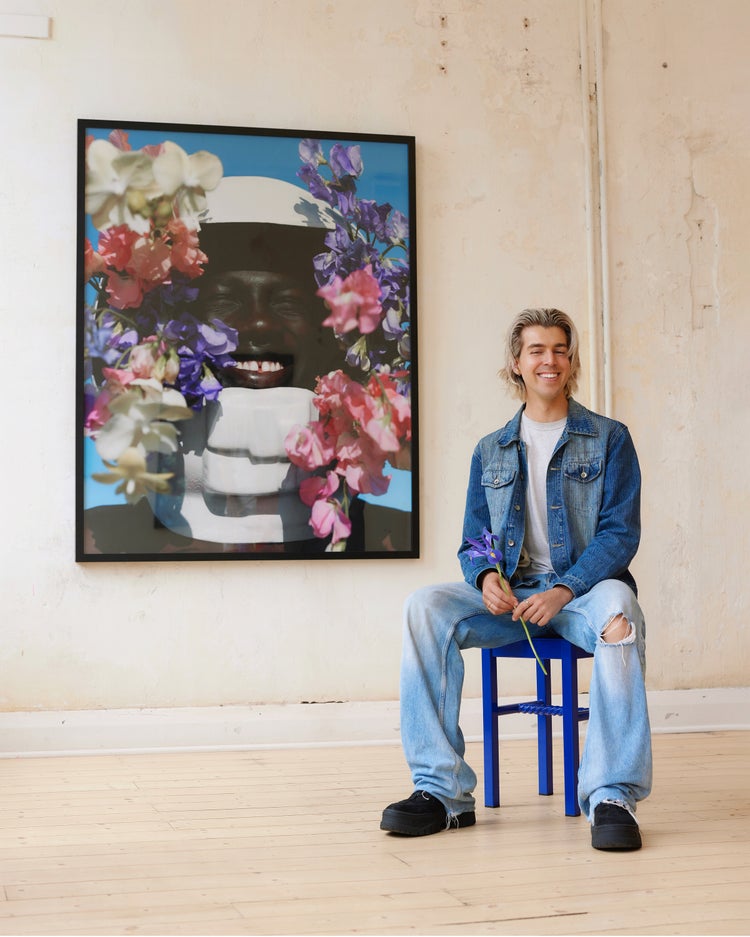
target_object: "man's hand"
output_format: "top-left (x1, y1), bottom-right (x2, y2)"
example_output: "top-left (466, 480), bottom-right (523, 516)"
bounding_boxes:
top-left (480, 570), bottom-right (518, 616)
top-left (512, 584), bottom-right (573, 627)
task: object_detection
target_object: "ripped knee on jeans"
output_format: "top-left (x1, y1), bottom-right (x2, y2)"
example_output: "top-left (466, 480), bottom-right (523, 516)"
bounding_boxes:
top-left (600, 614), bottom-right (635, 644)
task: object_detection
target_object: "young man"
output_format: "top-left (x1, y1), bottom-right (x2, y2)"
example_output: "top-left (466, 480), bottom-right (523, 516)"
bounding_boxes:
top-left (381, 308), bottom-right (652, 851)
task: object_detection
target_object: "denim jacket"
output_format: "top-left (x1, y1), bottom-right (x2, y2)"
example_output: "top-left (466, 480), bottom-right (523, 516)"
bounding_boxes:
top-left (458, 399), bottom-right (641, 598)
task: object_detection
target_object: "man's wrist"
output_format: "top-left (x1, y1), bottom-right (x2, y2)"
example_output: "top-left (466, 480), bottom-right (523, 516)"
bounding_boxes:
top-left (477, 568), bottom-right (495, 589)
top-left (553, 584), bottom-right (574, 602)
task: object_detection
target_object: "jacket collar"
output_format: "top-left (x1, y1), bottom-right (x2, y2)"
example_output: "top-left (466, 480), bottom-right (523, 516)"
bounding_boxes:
top-left (496, 398), bottom-right (597, 447)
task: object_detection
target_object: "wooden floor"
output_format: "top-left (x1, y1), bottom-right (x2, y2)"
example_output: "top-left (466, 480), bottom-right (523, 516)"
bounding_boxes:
top-left (0, 731), bottom-right (746, 936)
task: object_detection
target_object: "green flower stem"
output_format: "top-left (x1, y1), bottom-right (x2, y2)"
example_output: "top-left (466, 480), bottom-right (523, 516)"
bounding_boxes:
top-left (495, 564), bottom-right (548, 675)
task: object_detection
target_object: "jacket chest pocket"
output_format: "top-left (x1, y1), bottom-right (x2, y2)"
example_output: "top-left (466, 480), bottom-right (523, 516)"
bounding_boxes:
top-left (481, 468), bottom-right (517, 522)
top-left (562, 460), bottom-right (603, 525)
top-left (563, 460), bottom-right (602, 483)
top-left (481, 468), bottom-right (516, 491)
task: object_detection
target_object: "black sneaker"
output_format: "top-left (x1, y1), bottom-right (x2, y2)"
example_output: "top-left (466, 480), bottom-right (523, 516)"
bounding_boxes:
top-left (591, 801), bottom-right (642, 851)
top-left (380, 790), bottom-right (476, 836)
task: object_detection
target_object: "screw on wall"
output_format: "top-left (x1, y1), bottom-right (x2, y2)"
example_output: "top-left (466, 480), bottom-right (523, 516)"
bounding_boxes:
top-left (438, 13), bottom-right (448, 74)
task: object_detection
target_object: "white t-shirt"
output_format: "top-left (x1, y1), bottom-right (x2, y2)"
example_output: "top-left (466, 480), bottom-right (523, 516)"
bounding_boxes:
top-left (520, 413), bottom-right (567, 573)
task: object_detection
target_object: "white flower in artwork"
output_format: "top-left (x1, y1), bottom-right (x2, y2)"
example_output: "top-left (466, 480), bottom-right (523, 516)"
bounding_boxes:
top-left (92, 445), bottom-right (176, 503)
top-left (94, 379), bottom-right (193, 463)
top-left (84, 139), bottom-right (157, 235)
top-left (152, 142), bottom-right (223, 229)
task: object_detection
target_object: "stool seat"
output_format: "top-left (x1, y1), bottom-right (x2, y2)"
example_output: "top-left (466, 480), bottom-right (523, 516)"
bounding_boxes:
top-left (481, 636), bottom-right (593, 817)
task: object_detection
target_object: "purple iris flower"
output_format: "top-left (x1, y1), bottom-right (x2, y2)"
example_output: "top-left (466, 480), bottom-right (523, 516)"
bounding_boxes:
top-left (466, 527), bottom-right (504, 566)
top-left (465, 527), bottom-right (547, 673)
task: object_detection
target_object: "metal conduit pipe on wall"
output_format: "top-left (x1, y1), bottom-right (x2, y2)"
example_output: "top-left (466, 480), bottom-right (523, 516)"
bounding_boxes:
top-left (579, 0), bottom-right (613, 416)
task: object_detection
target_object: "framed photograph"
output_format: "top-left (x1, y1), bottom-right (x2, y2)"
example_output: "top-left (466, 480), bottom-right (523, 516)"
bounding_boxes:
top-left (76, 120), bottom-right (417, 561)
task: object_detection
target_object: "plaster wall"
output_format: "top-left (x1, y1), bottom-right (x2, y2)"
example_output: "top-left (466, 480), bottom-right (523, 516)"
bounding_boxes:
top-left (0, 0), bottom-right (747, 714)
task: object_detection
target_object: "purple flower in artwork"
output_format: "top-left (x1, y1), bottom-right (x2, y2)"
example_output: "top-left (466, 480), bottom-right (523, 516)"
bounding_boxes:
top-left (157, 274), bottom-right (201, 309)
top-left (156, 314), bottom-right (237, 406)
top-left (397, 327), bottom-right (411, 365)
top-left (333, 184), bottom-right (357, 217)
top-left (377, 263), bottom-right (409, 314)
top-left (382, 306), bottom-right (405, 342)
top-left (197, 318), bottom-right (238, 358)
top-left (175, 354), bottom-right (223, 407)
top-left (162, 315), bottom-right (236, 360)
top-left (386, 209), bottom-right (409, 243)
top-left (299, 138), bottom-right (325, 167)
top-left (298, 163), bottom-right (333, 205)
top-left (329, 143), bottom-right (363, 180)
top-left (84, 308), bottom-right (122, 370)
top-left (357, 200), bottom-right (392, 241)
top-left (314, 226), bottom-right (378, 287)
top-left (297, 138), bottom-right (412, 398)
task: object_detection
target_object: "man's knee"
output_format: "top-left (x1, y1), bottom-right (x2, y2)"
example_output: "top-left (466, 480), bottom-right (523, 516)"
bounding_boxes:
top-left (600, 613), bottom-right (632, 644)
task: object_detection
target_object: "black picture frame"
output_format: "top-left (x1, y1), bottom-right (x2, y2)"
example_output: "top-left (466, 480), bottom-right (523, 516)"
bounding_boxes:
top-left (76, 120), bottom-right (418, 561)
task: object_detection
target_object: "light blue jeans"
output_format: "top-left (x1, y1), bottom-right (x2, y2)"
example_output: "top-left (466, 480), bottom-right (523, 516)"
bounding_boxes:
top-left (400, 572), bottom-right (652, 821)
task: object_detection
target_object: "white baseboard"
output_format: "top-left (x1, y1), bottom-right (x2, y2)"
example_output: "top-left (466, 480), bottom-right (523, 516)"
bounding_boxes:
top-left (0, 687), bottom-right (747, 758)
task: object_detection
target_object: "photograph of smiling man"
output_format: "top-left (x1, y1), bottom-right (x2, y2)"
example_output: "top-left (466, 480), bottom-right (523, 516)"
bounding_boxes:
top-left (77, 122), bottom-right (417, 561)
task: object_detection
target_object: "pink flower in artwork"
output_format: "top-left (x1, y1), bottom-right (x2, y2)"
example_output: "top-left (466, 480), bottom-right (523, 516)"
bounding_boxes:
top-left (84, 238), bottom-right (106, 280)
top-left (360, 373), bottom-right (412, 452)
top-left (101, 368), bottom-right (138, 392)
top-left (285, 422), bottom-right (336, 472)
top-left (98, 225), bottom-right (140, 271)
top-left (299, 471), bottom-right (339, 507)
top-left (168, 219), bottom-right (208, 279)
top-left (104, 269), bottom-right (144, 310)
top-left (128, 342), bottom-right (159, 379)
top-left (86, 367), bottom-right (139, 431)
top-left (310, 496), bottom-right (352, 545)
top-left (284, 366), bottom-right (413, 547)
top-left (317, 265), bottom-right (383, 335)
top-left (85, 388), bottom-right (113, 432)
top-left (108, 129), bottom-right (132, 151)
top-left (332, 431), bottom-right (390, 496)
top-left (340, 458), bottom-right (390, 497)
top-left (313, 369), bottom-right (349, 415)
top-left (128, 233), bottom-right (172, 289)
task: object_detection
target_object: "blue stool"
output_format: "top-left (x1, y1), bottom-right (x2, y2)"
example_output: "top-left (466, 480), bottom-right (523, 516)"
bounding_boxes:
top-left (481, 637), bottom-right (593, 817)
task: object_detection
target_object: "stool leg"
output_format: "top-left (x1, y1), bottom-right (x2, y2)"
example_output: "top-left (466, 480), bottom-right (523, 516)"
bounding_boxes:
top-left (482, 649), bottom-right (500, 807)
top-left (561, 648), bottom-right (582, 817)
top-left (537, 656), bottom-right (553, 796)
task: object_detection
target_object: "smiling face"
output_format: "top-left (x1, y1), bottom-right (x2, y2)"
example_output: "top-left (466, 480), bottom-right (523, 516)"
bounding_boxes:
top-left (198, 269), bottom-right (340, 390)
top-left (512, 325), bottom-right (572, 415)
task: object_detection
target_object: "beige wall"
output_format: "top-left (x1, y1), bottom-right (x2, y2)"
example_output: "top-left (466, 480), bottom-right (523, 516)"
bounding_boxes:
top-left (0, 0), bottom-right (747, 712)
